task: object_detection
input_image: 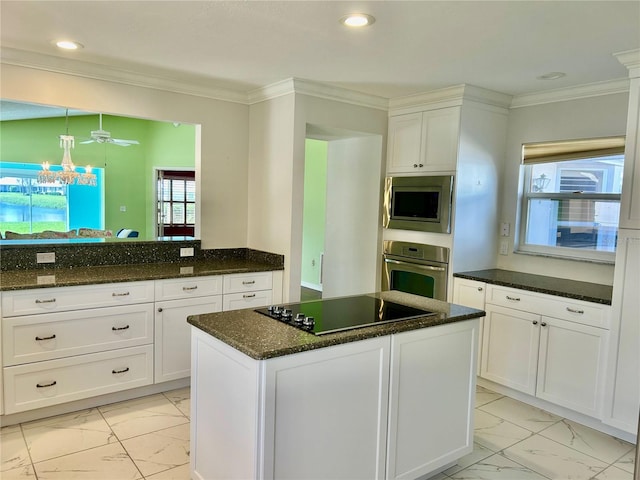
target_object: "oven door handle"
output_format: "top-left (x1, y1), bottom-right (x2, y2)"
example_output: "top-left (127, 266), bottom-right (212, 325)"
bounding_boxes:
top-left (384, 258), bottom-right (447, 272)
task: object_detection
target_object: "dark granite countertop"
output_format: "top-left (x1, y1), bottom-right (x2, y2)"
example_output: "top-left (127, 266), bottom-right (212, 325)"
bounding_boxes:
top-left (453, 269), bottom-right (612, 305)
top-left (0, 259), bottom-right (282, 291)
top-left (187, 290), bottom-right (484, 360)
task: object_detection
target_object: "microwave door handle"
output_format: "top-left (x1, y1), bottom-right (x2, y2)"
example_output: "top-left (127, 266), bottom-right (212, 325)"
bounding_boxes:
top-left (384, 258), bottom-right (446, 272)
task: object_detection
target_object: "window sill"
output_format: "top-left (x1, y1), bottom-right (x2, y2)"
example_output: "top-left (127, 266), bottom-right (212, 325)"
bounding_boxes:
top-left (513, 247), bottom-right (615, 266)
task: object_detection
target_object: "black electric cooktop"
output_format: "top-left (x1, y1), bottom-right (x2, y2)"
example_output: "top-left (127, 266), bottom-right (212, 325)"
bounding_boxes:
top-left (255, 295), bottom-right (436, 335)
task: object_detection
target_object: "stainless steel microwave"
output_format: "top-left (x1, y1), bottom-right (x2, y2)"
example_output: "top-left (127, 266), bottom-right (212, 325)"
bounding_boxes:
top-left (383, 175), bottom-right (454, 233)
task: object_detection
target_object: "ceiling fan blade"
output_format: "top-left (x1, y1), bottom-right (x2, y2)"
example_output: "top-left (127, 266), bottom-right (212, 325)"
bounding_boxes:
top-left (111, 138), bottom-right (140, 146)
top-left (79, 139), bottom-right (97, 144)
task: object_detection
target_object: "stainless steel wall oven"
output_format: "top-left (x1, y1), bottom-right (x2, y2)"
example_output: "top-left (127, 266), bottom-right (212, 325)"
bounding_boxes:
top-left (381, 241), bottom-right (449, 301)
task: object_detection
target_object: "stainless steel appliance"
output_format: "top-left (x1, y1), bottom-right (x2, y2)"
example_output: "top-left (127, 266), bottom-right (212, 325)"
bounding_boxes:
top-left (382, 240), bottom-right (449, 301)
top-left (383, 175), bottom-right (454, 233)
top-left (255, 296), bottom-right (436, 335)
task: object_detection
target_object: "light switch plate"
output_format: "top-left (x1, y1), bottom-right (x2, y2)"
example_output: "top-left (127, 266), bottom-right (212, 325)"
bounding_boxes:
top-left (500, 222), bottom-right (510, 237)
top-left (36, 252), bottom-right (56, 263)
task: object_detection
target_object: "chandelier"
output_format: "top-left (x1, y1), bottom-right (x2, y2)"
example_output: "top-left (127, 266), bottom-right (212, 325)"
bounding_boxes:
top-left (37, 112), bottom-right (97, 187)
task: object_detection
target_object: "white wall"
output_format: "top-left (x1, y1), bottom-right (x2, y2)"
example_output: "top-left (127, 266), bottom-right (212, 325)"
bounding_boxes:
top-left (0, 64), bottom-right (250, 249)
top-left (322, 136), bottom-right (383, 298)
top-left (498, 92), bottom-right (630, 284)
top-left (247, 93), bottom-right (388, 302)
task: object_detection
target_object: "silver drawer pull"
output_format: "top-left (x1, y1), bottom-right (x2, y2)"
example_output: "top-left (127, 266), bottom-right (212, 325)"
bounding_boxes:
top-left (506, 295), bottom-right (521, 302)
top-left (112, 367), bottom-right (130, 374)
top-left (183, 286), bottom-right (198, 291)
top-left (566, 307), bottom-right (584, 314)
top-left (478, 287), bottom-right (483, 292)
top-left (36, 381), bottom-right (57, 388)
top-left (243, 293), bottom-right (256, 299)
top-left (35, 334), bottom-right (56, 341)
top-left (112, 325), bottom-right (130, 331)
top-left (112, 292), bottom-right (130, 297)
top-left (35, 298), bottom-right (56, 304)
top-left (242, 280), bottom-right (256, 285)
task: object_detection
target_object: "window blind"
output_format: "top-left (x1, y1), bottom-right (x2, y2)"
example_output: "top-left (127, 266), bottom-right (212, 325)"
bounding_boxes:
top-left (522, 136), bottom-right (625, 165)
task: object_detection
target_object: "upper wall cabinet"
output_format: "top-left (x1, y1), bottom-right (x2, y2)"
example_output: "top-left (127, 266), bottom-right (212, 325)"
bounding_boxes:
top-left (619, 75), bottom-right (640, 229)
top-left (387, 107), bottom-right (460, 174)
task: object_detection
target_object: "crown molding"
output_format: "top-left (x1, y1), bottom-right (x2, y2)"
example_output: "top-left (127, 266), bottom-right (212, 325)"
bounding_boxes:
top-left (614, 48), bottom-right (640, 78)
top-left (1, 47), bottom-right (251, 104)
top-left (2, 48), bottom-right (389, 110)
top-left (509, 78), bottom-right (630, 108)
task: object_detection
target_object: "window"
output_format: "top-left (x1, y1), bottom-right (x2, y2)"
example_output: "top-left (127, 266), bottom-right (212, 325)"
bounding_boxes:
top-left (157, 170), bottom-right (195, 237)
top-left (519, 137), bottom-right (625, 262)
top-left (0, 162), bottom-right (104, 237)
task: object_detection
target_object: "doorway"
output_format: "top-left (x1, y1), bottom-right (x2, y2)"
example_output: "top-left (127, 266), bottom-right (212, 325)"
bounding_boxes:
top-left (156, 169), bottom-right (196, 238)
top-left (301, 126), bottom-right (383, 300)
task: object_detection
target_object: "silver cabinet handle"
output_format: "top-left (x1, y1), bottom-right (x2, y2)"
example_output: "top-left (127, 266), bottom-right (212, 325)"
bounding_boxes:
top-left (477, 287), bottom-right (483, 292)
top-left (36, 381), bottom-right (57, 388)
top-left (506, 295), bottom-right (521, 301)
top-left (112, 367), bottom-right (130, 374)
top-left (413, 164), bottom-right (418, 168)
top-left (35, 334), bottom-right (56, 341)
top-left (418, 163), bottom-right (424, 167)
top-left (566, 307), bottom-right (584, 314)
top-left (157, 307), bottom-right (163, 313)
top-left (183, 285), bottom-right (198, 291)
top-left (112, 325), bottom-right (130, 331)
top-left (532, 320), bottom-right (538, 325)
top-left (541, 322), bottom-right (547, 327)
top-left (243, 293), bottom-right (256, 299)
top-left (35, 298), bottom-right (56, 304)
top-left (242, 280), bottom-right (256, 285)
top-left (112, 292), bottom-right (130, 297)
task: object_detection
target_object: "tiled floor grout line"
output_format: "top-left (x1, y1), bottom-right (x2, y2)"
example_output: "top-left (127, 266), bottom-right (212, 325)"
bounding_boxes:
top-left (19, 422), bottom-right (39, 480)
top-left (96, 406), bottom-right (147, 480)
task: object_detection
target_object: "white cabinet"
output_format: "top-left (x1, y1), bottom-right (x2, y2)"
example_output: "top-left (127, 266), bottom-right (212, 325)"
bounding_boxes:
top-left (386, 321), bottom-right (477, 480)
top-left (481, 286), bottom-right (609, 418)
top-left (190, 319), bottom-right (478, 480)
top-left (222, 271), bottom-right (273, 311)
top-left (603, 230), bottom-right (640, 434)
top-left (387, 107), bottom-right (460, 174)
top-left (1, 282), bottom-right (155, 414)
top-left (154, 276), bottom-right (222, 383)
top-left (618, 74), bottom-right (640, 229)
top-left (453, 278), bottom-right (486, 374)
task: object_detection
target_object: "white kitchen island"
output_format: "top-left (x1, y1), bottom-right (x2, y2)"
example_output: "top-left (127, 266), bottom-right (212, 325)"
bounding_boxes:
top-left (188, 291), bottom-right (483, 480)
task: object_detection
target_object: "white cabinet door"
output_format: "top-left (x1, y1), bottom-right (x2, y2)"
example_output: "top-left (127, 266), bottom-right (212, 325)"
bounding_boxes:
top-left (421, 107), bottom-right (460, 172)
top-left (262, 337), bottom-right (391, 480)
top-left (603, 230), bottom-right (640, 433)
top-left (619, 76), bottom-right (640, 229)
top-left (481, 304), bottom-right (540, 395)
top-left (536, 317), bottom-right (608, 418)
top-left (155, 295), bottom-right (221, 383)
top-left (386, 320), bottom-right (478, 480)
top-left (453, 278), bottom-right (486, 375)
top-left (386, 113), bottom-right (423, 174)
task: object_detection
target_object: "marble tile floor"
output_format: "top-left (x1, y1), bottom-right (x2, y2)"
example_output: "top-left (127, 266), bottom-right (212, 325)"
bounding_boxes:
top-left (0, 385), bottom-right (635, 480)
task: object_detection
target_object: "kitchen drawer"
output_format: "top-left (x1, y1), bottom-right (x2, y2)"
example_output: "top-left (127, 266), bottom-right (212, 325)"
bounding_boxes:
top-left (486, 285), bottom-right (609, 329)
top-left (223, 290), bottom-right (273, 311)
top-left (3, 344), bottom-right (153, 414)
top-left (3, 304), bottom-right (154, 366)
top-left (155, 276), bottom-right (223, 301)
top-left (223, 271), bottom-right (273, 294)
top-left (1, 281), bottom-right (155, 317)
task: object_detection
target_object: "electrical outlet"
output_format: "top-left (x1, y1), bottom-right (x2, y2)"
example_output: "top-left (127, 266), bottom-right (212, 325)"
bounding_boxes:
top-left (180, 247), bottom-right (194, 257)
top-left (500, 222), bottom-right (510, 237)
top-left (36, 252), bottom-right (56, 263)
top-left (499, 239), bottom-right (509, 256)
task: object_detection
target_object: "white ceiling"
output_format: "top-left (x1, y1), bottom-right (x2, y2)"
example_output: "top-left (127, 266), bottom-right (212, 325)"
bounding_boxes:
top-left (0, 1), bottom-right (639, 101)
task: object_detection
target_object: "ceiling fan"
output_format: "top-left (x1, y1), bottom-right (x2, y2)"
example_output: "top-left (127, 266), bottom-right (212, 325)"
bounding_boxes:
top-left (80, 113), bottom-right (140, 146)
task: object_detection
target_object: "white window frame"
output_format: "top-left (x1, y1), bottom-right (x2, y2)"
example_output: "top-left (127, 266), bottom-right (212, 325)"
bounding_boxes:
top-left (517, 137), bottom-right (625, 263)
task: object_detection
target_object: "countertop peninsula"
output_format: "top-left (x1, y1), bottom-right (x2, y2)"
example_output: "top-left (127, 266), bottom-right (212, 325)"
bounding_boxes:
top-left (454, 268), bottom-right (612, 305)
top-left (187, 290), bottom-right (485, 359)
top-left (0, 258), bottom-right (282, 291)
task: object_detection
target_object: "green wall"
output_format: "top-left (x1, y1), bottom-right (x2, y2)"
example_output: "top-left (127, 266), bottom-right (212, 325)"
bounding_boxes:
top-left (0, 114), bottom-right (195, 239)
top-left (301, 139), bottom-right (327, 288)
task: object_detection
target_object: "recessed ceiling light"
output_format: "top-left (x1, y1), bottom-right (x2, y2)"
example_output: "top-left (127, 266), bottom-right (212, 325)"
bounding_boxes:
top-left (55, 40), bottom-right (84, 50)
top-left (340, 13), bottom-right (375, 27)
top-left (537, 72), bottom-right (566, 80)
